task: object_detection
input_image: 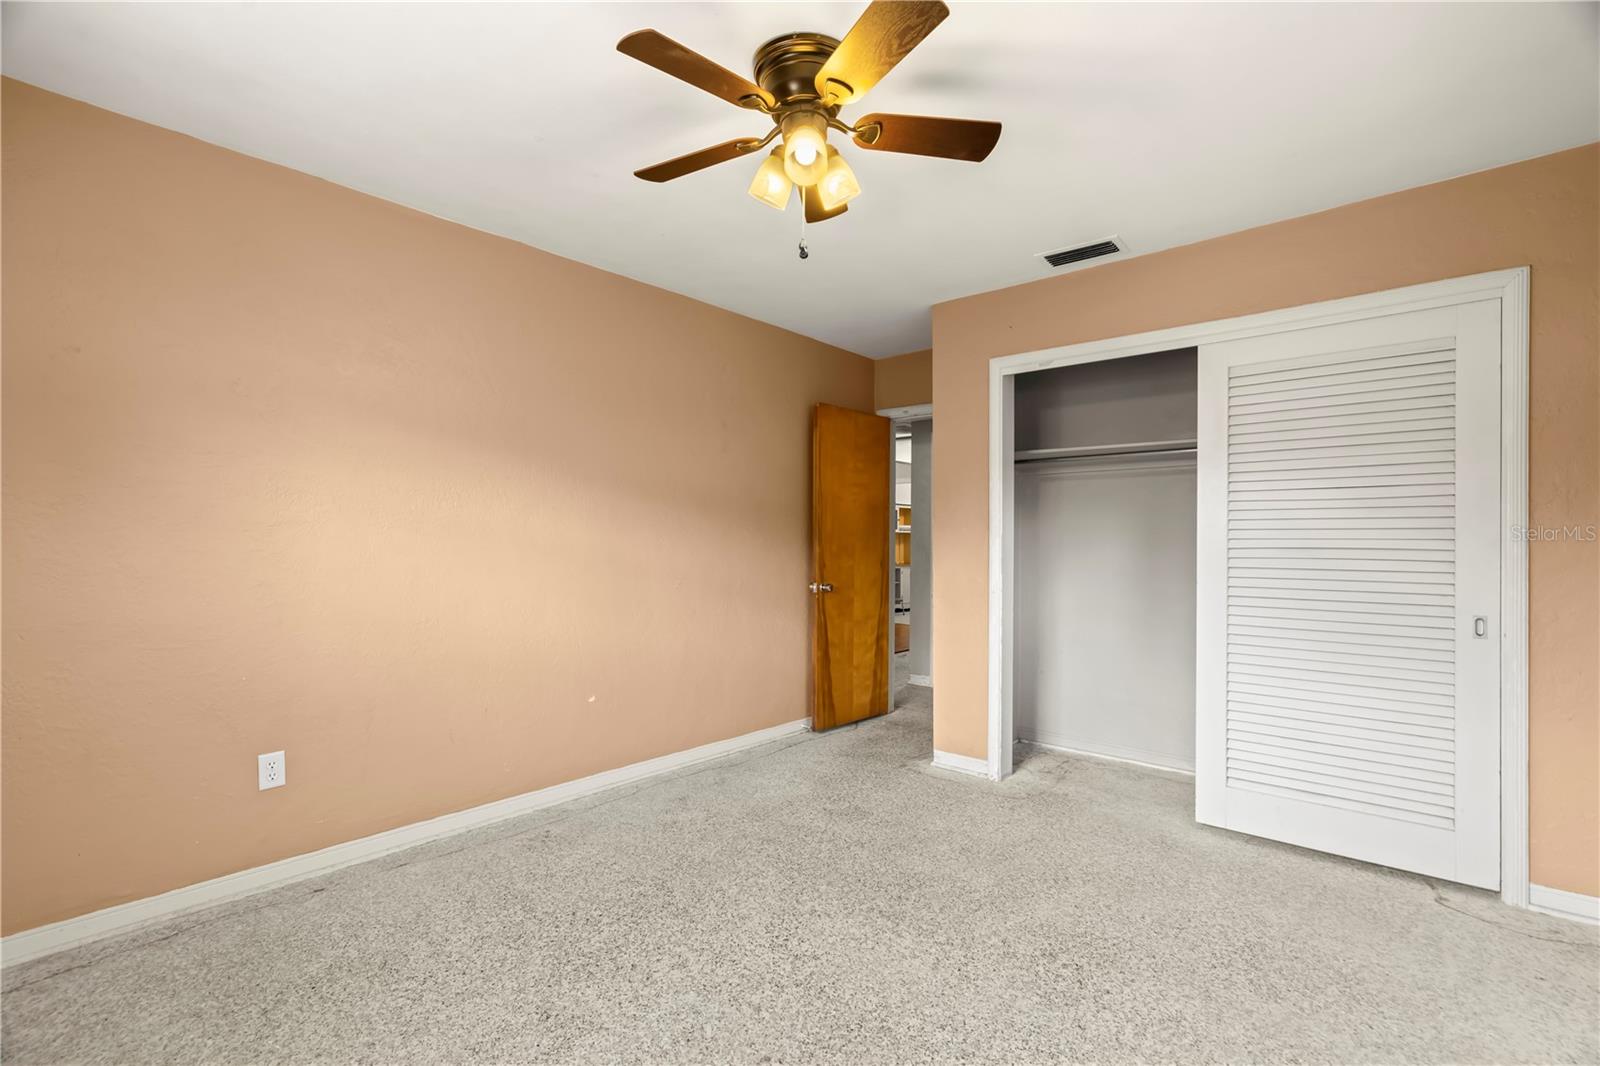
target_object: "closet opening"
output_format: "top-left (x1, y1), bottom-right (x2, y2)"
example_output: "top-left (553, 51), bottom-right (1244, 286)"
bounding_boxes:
top-left (986, 271), bottom-right (1526, 898)
top-left (1011, 347), bottom-right (1198, 776)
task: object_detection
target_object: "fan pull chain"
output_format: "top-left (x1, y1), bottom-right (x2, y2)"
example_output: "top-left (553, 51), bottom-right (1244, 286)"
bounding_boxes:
top-left (797, 191), bottom-right (809, 260)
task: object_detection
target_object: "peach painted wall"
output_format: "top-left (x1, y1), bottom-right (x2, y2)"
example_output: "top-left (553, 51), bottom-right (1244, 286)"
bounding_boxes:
top-left (932, 144), bottom-right (1599, 896)
top-left (873, 349), bottom-right (932, 410)
top-left (0, 80), bottom-right (874, 934)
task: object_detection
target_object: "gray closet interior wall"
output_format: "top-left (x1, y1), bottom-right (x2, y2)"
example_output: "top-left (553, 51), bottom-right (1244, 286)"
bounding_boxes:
top-left (1013, 348), bottom-right (1199, 772)
top-left (1016, 348), bottom-right (1198, 452)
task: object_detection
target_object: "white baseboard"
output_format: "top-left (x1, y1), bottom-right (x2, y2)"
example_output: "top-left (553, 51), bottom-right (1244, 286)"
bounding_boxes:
top-left (1528, 883), bottom-right (1600, 925)
top-left (1, 717), bottom-right (811, 969)
top-left (907, 674), bottom-right (932, 687)
top-left (931, 749), bottom-right (990, 779)
top-left (1018, 732), bottom-right (1195, 775)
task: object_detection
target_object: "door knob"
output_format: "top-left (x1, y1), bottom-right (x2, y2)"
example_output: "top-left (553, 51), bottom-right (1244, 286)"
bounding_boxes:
top-left (809, 582), bottom-right (834, 593)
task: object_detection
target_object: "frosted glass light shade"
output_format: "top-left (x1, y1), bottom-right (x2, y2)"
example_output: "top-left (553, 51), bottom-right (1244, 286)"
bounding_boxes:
top-left (747, 148), bottom-right (792, 211)
top-left (817, 146), bottom-right (861, 211)
top-left (781, 112), bottom-right (829, 186)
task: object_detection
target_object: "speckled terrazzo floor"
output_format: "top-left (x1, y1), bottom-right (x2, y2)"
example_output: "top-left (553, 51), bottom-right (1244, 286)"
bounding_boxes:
top-left (3, 687), bottom-right (1596, 1065)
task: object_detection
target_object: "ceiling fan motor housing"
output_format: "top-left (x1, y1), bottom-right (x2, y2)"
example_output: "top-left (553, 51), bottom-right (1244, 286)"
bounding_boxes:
top-left (753, 33), bottom-right (844, 110)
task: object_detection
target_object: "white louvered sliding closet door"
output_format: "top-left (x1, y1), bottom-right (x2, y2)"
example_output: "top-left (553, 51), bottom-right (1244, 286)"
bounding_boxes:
top-left (1195, 302), bottom-right (1501, 889)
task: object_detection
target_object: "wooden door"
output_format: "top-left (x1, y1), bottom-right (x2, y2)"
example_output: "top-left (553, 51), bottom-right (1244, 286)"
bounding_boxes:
top-left (812, 403), bottom-right (891, 730)
top-left (1196, 301), bottom-right (1502, 888)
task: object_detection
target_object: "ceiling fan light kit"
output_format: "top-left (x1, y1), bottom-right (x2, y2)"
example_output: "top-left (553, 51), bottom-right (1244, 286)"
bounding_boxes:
top-left (617, 1), bottom-right (1000, 252)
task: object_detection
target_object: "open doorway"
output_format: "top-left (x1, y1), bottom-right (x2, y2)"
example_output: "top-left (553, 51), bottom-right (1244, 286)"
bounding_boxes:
top-left (882, 405), bottom-right (932, 711)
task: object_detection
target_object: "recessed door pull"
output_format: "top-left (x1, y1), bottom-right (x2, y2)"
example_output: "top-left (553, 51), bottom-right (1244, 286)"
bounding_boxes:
top-left (1473, 616), bottom-right (1488, 638)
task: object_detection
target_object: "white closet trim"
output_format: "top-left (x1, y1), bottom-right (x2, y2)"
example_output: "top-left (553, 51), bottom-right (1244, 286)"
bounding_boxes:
top-left (985, 267), bottom-right (1530, 909)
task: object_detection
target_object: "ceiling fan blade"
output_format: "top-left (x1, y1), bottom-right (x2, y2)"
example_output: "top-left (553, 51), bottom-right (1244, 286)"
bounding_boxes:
top-left (803, 184), bottom-right (848, 223)
top-left (635, 138), bottom-right (766, 183)
top-left (813, 1), bottom-right (949, 106)
top-left (852, 113), bottom-right (1001, 162)
top-left (618, 30), bottom-right (776, 110)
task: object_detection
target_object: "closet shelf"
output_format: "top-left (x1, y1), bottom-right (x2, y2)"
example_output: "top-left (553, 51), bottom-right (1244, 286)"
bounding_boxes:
top-left (1015, 438), bottom-right (1197, 464)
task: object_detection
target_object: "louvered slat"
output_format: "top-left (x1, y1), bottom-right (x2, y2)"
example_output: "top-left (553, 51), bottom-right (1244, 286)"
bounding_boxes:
top-left (1225, 344), bottom-right (1457, 824)
top-left (1222, 776), bottom-right (1453, 829)
top-left (1230, 419), bottom-right (1456, 445)
top-left (1228, 701), bottom-right (1455, 740)
top-left (1230, 397), bottom-right (1456, 427)
top-left (1228, 643), bottom-right (1455, 675)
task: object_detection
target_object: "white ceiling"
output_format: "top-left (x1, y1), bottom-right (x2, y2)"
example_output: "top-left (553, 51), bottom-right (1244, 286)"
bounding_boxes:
top-left (4, 2), bottom-right (1596, 357)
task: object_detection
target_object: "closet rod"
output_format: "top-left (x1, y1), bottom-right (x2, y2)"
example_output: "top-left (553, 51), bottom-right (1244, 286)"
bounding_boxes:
top-left (1014, 439), bottom-right (1198, 465)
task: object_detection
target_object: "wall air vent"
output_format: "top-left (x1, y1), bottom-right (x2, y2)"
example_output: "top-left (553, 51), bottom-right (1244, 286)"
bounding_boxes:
top-left (1039, 237), bottom-right (1121, 269)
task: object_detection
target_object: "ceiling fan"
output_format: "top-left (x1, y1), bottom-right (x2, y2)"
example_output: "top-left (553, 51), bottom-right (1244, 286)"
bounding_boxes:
top-left (616, 1), bottom-right (1001, 227)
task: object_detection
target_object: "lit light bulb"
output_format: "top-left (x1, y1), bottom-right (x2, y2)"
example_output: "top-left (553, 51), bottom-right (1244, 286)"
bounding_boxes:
top-left (817, 146), bottom-right (861, 211)
top-left (747, 147), bottom-right (792, 211)
top-left (781, 112), bottom-right (829, 186)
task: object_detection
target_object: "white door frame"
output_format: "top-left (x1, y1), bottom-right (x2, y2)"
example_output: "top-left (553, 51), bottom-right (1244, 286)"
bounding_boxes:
top-left (986, 267), bottom-right (1530, 908)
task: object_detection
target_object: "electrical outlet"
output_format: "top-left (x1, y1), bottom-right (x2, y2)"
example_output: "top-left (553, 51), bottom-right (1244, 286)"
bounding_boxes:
top-left (258, 751), bottom-right (286, 791)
